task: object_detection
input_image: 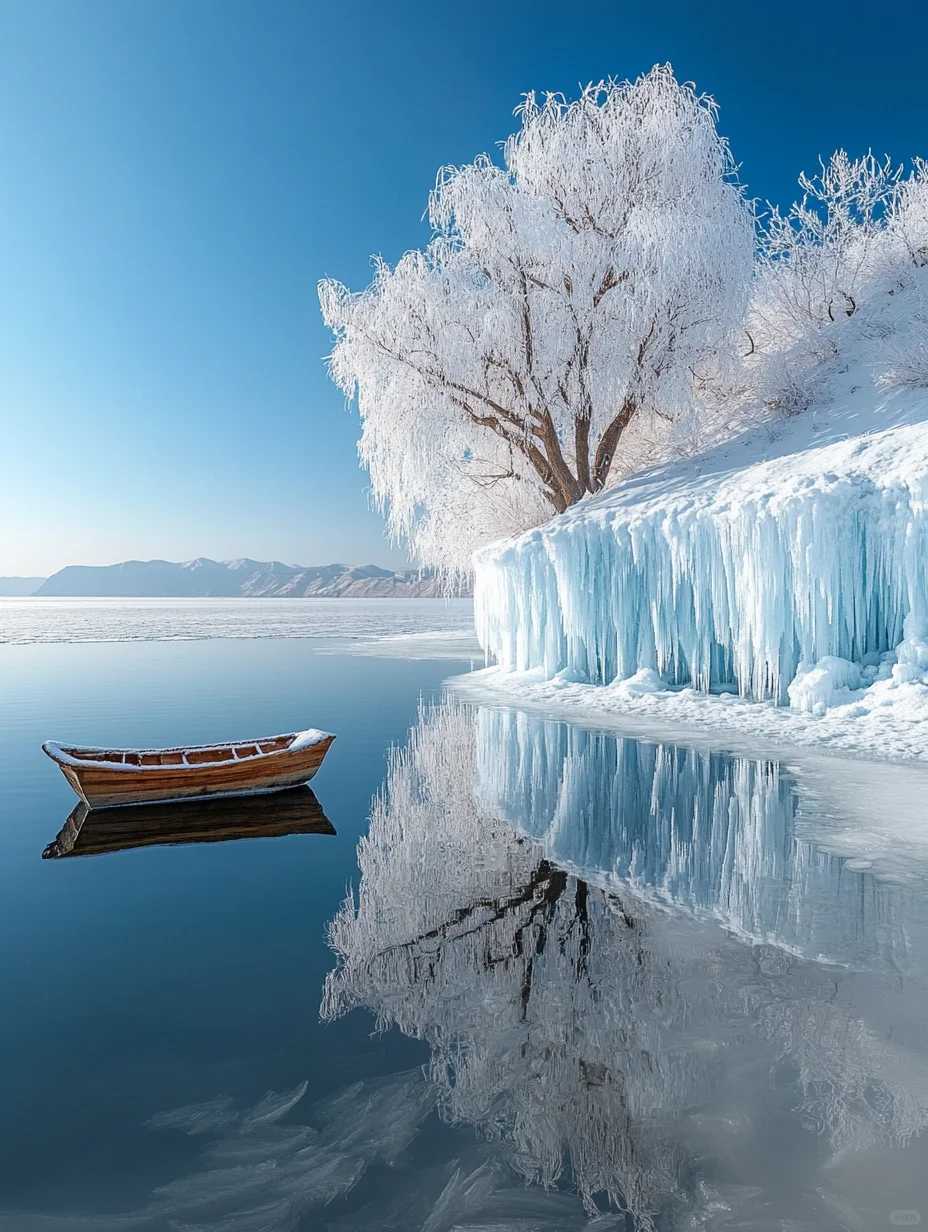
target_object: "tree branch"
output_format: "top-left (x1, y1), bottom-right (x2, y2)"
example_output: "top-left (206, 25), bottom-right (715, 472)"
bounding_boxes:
top-left (592, 398), bottom-right (638, 490)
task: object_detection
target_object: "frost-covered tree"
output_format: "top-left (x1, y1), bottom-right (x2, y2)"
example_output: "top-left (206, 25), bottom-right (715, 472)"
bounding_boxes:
top-left (758, 152), bottom-right (902, 332)
top-left (743, 153), bottom-right (928, 413)
top-left (876, 159), bottom-right (928, 389)
top-left (320, 66), bottom-right (753, 576)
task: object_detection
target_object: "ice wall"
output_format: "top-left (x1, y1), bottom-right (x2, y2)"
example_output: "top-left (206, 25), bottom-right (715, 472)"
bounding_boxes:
top-left (474, 419), bottom-right (928, 703)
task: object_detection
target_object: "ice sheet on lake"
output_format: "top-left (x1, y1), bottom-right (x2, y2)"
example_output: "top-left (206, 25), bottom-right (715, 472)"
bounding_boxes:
top-left (239, 1080), bottom-right (309, 1128)
top-left (471, 706), bottom-right (928, 962)
top-left (0, 597), bottom-right (474, 646)
top-left (144, 1082), bottom-right (309, 1139)
top-left (145, 1095), bottom-right (239, 1136)
top-left (451, 659), bottom-right (928, 764)
top-left (788, 756), bottom-right (928, 885)
top-left (0, 1066), bottom-right (608, 1232)
top-left (324, 629), bottom-right (485, 660)
top-left (419, 1159), bottom-right (626, 1232)
top-left (167, 1198), bottom-right (298, 1232)
top-left (204, 1126), bottom-right (318, 1163)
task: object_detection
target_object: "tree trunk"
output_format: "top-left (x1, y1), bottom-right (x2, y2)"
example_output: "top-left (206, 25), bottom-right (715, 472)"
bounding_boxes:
top-left (535, 400), bottom-right (639, 510)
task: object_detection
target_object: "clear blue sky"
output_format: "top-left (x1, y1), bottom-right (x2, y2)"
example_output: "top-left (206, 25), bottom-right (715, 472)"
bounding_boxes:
top-left (1, 0), bottom-right (925, 575)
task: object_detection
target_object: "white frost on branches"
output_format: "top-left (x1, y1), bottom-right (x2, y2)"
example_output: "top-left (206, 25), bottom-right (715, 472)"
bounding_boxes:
top-left (320, 66), bottom-right (753, 578)
top-left (759, 152), bottom-right (903, 334)
top-left (320, 64), bottom-right (928, 579)
top-left (742, 154), bottom-right (928, 416)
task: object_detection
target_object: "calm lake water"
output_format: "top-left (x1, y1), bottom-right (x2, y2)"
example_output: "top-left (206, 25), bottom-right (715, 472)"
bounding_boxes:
top-left (2, 603), bottom-right (928, 1230)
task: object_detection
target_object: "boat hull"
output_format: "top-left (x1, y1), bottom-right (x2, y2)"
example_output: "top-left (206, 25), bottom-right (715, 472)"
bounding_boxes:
top-left (47, 737), bottom-right (334, 809)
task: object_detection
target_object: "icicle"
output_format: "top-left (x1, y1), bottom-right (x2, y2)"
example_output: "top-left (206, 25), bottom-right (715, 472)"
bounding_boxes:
top-left (474, 422), bottom-right (928, 706)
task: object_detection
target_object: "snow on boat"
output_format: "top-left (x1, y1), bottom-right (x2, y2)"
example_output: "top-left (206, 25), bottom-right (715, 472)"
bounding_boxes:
top-left (42, 787), bottom-right (336, 859)
top-left (42, 728), bottom-right (335, 809)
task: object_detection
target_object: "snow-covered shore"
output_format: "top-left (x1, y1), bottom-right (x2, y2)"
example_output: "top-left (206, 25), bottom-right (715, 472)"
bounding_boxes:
top-left (471, 373), bottom-right (928, 763)
top-left (451, 662), bottom-right (928, 764)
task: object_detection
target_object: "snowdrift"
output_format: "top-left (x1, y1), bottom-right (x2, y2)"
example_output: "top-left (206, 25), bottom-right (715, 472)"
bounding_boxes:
top-left (473, 379), bottom-right (928, 747)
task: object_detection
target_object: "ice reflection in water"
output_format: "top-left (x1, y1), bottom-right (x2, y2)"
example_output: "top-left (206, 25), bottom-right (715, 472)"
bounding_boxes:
top-left (475, 708), bottom-right (917, 969)
top-left (324, 700), bottom-right (928, 1229)
top-left (9, 700), bottom-right (928, 1229)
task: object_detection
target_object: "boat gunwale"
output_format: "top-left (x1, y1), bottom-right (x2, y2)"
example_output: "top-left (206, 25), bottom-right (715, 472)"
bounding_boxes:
top-left (42, 728), bottom-right (335, 773)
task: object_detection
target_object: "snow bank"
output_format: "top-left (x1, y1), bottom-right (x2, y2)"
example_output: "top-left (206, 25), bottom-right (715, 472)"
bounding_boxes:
top-left (786, 654), bottom-right (862, 715)
top-left (451, 659), bottom-right (928, 764)
top-left (473, 381), bottom-right (928, 746)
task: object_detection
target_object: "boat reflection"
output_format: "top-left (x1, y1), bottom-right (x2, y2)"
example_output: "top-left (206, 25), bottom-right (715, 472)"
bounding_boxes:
top-left (43, 786), bottom-right (335, 859)
top-left (323, 699), bottom-right (928, 1229)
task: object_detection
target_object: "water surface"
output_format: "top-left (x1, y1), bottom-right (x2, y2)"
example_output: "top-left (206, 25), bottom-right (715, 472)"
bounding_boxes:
top-left (1, 620), bottom-right (928, 1229)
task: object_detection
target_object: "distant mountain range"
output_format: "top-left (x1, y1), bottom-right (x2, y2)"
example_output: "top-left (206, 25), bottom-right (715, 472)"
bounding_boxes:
top-left (0, 577), bottom-right (46, 596)
top-left (3, 559), bottom-right (467, 599)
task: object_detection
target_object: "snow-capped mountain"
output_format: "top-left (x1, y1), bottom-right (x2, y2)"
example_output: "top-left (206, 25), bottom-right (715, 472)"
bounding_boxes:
top-left (33, 559), bottom-right (463, 598)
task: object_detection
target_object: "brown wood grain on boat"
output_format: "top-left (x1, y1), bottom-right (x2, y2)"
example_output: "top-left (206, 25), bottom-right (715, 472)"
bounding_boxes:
top-left (42, 729), bottom-right (335, 808)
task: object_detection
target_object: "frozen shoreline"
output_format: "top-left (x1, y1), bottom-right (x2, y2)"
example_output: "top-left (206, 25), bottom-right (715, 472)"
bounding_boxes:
top-left (448, 665), bottom-right (928, 885)
top-left (467, 331), bottom-right (928, 760)
top-left (448, 663), bottom-right (928, 767)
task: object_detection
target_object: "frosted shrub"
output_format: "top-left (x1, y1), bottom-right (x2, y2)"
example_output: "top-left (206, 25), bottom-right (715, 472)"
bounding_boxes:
top-left (747, 154), bottom-right (928, 408)
top-left (876, 163), bottom-right (928, 389)
top-left (876, 290), bottom-right (928, 389)
top-left (320, 66), bottom-right (753, 578)
top-left (758, 152), bottom-right (902, 333)
top-left (888, 158), bottom-right (928, 270)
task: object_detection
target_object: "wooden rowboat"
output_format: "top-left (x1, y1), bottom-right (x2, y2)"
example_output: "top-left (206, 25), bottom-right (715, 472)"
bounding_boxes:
top-left (42, 728), bottom-right (335, 809)
top-left (42, 787), bottom-right (336, 859)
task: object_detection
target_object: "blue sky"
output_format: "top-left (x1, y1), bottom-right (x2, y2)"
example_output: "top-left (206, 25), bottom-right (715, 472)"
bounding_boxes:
top-left (1, 0), bottom-right (926, 575)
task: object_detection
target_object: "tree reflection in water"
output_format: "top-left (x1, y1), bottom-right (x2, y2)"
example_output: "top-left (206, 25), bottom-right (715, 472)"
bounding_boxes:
top-left (324, 700), bottom-right (928, 1228)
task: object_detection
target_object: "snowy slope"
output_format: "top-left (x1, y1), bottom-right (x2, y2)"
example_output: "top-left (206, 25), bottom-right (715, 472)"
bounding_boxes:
top-left (471, 371), bottom-right (928, 762)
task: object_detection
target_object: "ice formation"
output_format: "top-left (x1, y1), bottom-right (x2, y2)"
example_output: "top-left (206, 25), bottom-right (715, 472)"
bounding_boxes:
top-left (323, 700), bottom-right (928, 1227)
top-left (474, 391), bottom-right (928, 717)
top-left (0, 597), bottom-right (474, 646)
